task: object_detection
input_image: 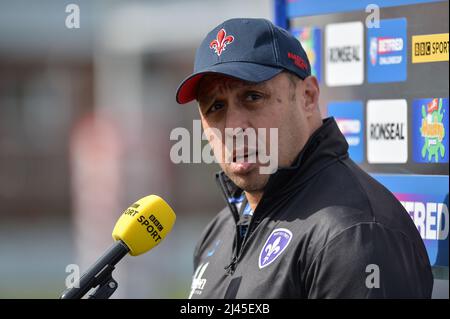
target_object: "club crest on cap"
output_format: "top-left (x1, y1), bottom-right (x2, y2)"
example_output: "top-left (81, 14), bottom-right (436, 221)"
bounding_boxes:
top-left (259, 228), bottom-right (293, 269)
top-left (209, 29), bottom-right (235, 56)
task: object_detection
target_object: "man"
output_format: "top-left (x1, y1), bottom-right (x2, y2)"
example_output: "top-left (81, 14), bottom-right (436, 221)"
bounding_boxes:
top-left (176, 18), bottom-right (433, 298)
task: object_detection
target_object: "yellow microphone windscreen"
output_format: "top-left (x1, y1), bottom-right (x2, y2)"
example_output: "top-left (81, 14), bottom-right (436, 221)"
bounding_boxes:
top-left (112, 195), bottom-right (176, 256)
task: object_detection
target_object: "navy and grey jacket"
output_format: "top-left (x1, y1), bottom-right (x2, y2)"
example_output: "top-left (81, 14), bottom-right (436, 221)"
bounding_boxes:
top-left (189, 117), bottom-right (433, 299)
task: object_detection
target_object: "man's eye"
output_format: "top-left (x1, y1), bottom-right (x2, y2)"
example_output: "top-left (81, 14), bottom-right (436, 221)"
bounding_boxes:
top-left (208, 102), bottom-right (225, 114)
top-left (245, 92), bottom-right (263, 102)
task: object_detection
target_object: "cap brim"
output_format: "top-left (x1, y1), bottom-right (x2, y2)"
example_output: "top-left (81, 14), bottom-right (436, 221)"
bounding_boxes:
top-left (176, 62), bottom-right (283, 104)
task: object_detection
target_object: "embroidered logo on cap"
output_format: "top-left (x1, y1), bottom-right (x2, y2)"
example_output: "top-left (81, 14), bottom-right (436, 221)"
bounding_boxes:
top-left (209, 29), bottom-right (235, 56)
top-left (287, 52), bottom-right (308, 71)
top-left (259, 228), bottom-right (293, 269)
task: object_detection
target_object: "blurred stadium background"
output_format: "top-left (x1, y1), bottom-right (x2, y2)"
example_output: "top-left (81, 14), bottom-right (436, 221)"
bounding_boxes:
top-left (0, 0), bottom-right (272, 298)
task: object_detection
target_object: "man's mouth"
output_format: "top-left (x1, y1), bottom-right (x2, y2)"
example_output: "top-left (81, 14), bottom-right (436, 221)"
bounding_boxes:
top-left (228, 149), bottom-right (259, 175)
top-left (233, 150), bottom-right (258, 163)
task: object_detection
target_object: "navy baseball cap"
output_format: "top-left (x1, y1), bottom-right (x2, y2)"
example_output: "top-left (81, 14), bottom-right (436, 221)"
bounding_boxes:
top-left (176, 18), bottom-right (311, 104)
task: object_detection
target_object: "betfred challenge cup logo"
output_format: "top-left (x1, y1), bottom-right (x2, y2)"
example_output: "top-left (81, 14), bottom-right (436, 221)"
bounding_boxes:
top-left (210, 29), bottom-right (234, 56)
top-left (420, 98), bottom-right (446, 162)
top-left (259, 228), bottom-right (292, 269)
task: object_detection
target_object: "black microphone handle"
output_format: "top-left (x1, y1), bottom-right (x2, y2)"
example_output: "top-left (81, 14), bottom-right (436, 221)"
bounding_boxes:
top-left (60, 240), bottom-right (129, 299)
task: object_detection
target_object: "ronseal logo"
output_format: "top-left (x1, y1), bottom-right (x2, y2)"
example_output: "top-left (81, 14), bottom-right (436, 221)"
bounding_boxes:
top-left (412, 33), bottom-right (449, 63)
top-left (367, 99), bottom-right (408, 163)
top-left (329, 46), bottom-right (361, 63)
top-left (328, 101), bottom-right (364, 163)
top-left (325, 21), bottom-right (364, 86)
top-left (370, 123), bottom-right (405, 141)
top-left (413, 98), bottom-right (448, 163)
top-left (367, 18), bottom-right (407, 83)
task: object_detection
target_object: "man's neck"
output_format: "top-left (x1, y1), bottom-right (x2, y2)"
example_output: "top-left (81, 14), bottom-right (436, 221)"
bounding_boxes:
top-left (244, 191), bottom-right (263, 212)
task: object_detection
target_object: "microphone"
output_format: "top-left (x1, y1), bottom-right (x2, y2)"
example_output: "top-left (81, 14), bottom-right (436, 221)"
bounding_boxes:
top-left (60, 194), bottom-right (176, 299)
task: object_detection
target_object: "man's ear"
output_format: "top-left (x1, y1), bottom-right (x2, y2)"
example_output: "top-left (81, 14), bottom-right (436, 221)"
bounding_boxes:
top-left (303, 76), bottom-right (320, 114)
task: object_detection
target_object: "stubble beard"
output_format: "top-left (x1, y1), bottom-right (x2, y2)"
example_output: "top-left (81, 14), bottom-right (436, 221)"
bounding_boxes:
top-left (223, 163), bottom-right (270, 193)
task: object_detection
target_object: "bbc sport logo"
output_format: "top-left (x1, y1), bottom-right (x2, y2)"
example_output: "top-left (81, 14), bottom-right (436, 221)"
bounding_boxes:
top-left (413, 98), bottom-right (448, 163)
top-left (367, 18), bottom-right (407, 83)
top-left (412, 33), bottom-right (449, 64)
top-left (327, 101), bottom-right (364, 163)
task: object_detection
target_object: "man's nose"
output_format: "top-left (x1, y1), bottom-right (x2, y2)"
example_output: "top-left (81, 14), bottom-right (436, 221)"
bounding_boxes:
top-left (224, 102), bottom-right (251, 133)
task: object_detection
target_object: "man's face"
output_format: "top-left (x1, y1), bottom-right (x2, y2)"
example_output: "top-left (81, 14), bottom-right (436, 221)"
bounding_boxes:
top-left (197, 72), bottom-right (316, 193)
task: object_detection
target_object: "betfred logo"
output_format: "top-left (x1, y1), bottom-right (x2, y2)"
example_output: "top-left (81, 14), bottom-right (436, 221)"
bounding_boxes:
top-left (400, 199), bottom-right (448, 241)
top-left (370, 37), bottom-right (404, 65)
top-left (373, 174), bottom-right (449, 267)
top-left (336, 118), bottom-right (360, 135)
top-left (378, 37), bottom-right (404, 54)
top-left (367, 18), bottom-right (407, 83)
top-left (328, 101), bottom-right (364, 163)
top-left (367, 99), bottom-right (408, 163)
top-left (325, 21), bottom-right (364, 86)
top-left (397, 194), bottom-right (449, 267)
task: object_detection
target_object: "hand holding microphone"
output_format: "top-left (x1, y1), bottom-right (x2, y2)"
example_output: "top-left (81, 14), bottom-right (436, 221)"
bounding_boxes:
top-left (60, 195), bottom-right (176, 299)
